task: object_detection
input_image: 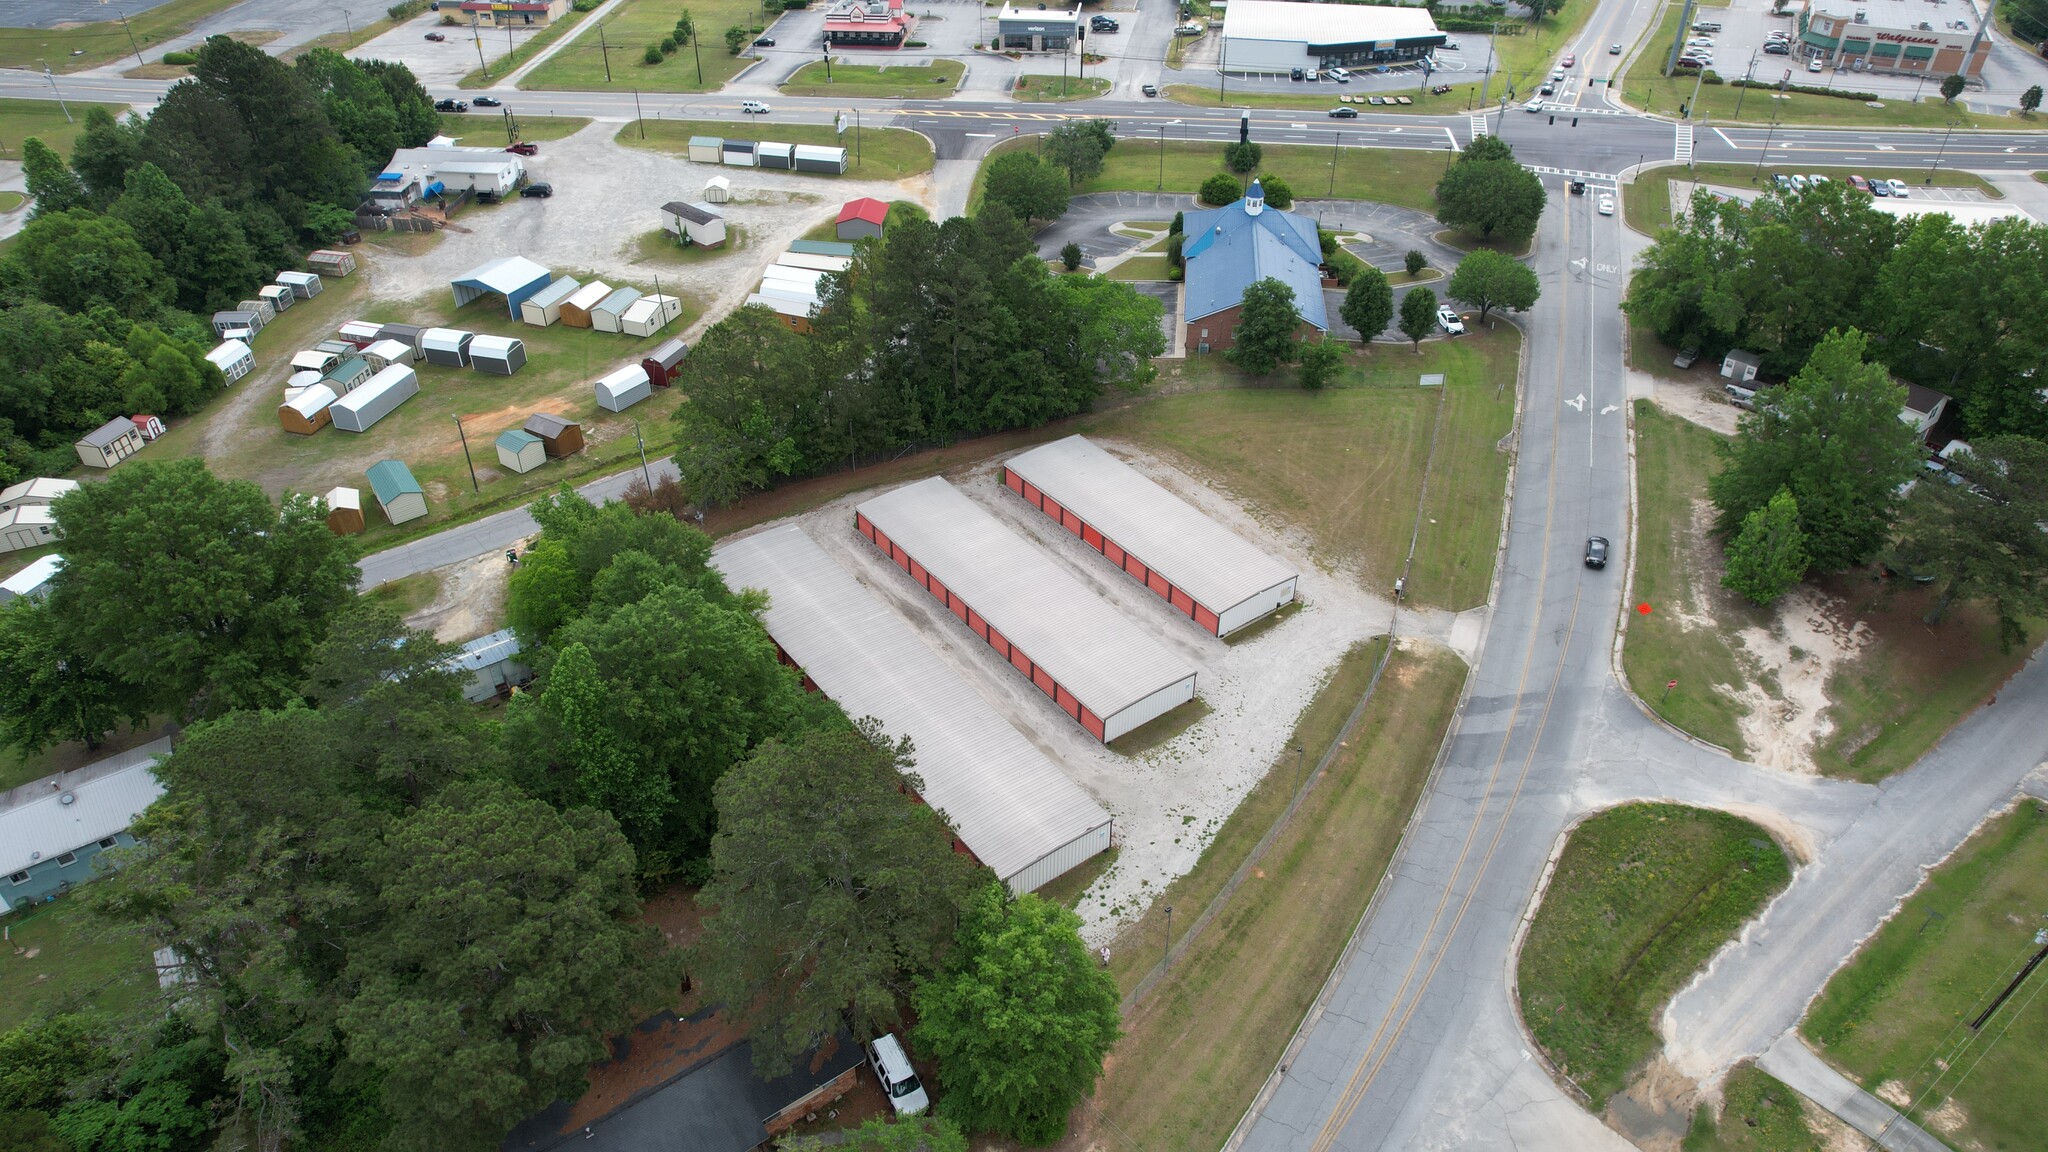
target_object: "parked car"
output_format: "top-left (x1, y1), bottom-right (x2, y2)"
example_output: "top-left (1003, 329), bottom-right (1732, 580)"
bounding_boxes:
top-left (1807, 174), bottom-right (1829, 185)
top-left (1674, 347), bottom-right (1699, 368)
top-left (519, 182), bottom-right (553, 198)
top-left (1808, 57), bottom-right (1824, 71)
top-left (1688, 37), bottom-right (1714, 48)
top-left (1870, 179), bottom-right (1892, 196)
top-left (505, 141), bottom-right (538, 155)
top-left (1673, 57), bottom-right (1703, 70)
top-left (868, 1035), bottom-right (929, 1117)
top-left (1437, 307), bottom-right (1465, 336)
top-left (473, 95), bottom-right (501, 107)
top-left (1441, 39), bottom-right (1460, 50)
top-left (434, 98), bottom-right (466, 111)
top-left (1328, 106), bottom-right (1359, 117)
top-left (1886, 178), bottom-right (1909, 197)
top-left (1764, 42), bottom-right (1792, 54)
top-left (1569, 179), bottom-right (1587, 195)
top-left (1585, 536), bottom-right (1610, 568)
top-left (1142, 83), bottom-right (1158, 96)
top-left (1291, 67), bottom-right (1306, 80)
top-left (740, 99), bottom-right (771, 113)
top-left (1328, 67), bottom-right (1351, 80)
top-left (753, 35), bottom-right (775, 45)
top-left (1848, 174), bottom-right (1871, 192)
top-left (424, 31), bottom-right (445, 41)
top-left (1175, 22), bottom-right (1203, 34)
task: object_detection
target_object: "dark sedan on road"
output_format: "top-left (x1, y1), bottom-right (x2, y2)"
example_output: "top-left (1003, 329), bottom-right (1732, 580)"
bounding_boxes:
top-left (473, 95), bottom-right (501, 107)
top-left (1585, 537), bottom-right (1610, 568)
top-left (433, 98), bottom-right (466, 111)
top-left (1329, 106), bottom-right (1359, 118)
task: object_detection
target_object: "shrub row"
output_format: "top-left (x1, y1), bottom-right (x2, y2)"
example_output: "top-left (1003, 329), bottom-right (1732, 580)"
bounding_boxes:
top-left (1728, 77), bottom-right (1882, 101)
top-left (386, 0), bottom-right (429, 19)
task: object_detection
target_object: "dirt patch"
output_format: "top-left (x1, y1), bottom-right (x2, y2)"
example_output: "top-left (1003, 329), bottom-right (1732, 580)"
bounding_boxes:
top-left (638, 882), bottom-right (707, 952)
top-left (1805, 1098), bottom-right (1877, 1152)
top-left (1638, 375), bottom-right (1741, 436)
top-left (403, 537), bottom-right (529, 642)
top-left (1727, 587), bottom-right (1872, 774)
top-left (1875, 1079), bottom-right (1912, 1107)
top-left (1922, 1096), bottom-right (1970, 1136)
top-left (1605, 1056), bottom-right (1700, 1152)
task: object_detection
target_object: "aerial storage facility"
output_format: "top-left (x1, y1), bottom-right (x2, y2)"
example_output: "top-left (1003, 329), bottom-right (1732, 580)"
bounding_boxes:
top-left (714, 525), bottom-right (1114, 892)
top-left (1003, 436), bottom-right (1298, 637)
top-left (855, 477), bottom-right (1198, 743)
top-left (520, 276), bottom-right (582, 327)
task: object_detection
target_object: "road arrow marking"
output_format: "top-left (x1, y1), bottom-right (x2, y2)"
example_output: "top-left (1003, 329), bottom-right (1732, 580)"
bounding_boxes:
top-left (1567, 393), bottom-right (1587, 411)
top-left (1601, 404), bottom-right (1619, 415)
top-left (1571, 257), bottom-right (1587, 270)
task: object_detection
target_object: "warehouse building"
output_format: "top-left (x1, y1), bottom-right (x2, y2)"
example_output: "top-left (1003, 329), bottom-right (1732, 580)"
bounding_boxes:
top-left (1798, 0), bottom-right (1989, 76)
top-left (997, 1), bottom-right (1080, 51)
top-left (1004, 436), bottom-right (1298, 637)
top-left (0, 737), bottom-right (172, 913)
top-left (1182, 180), bottom-right (1329, 353)
top-left (714, 525), bottom-right (1113, 892)
top-left (1221, 0), bottom-right (1445, 71)
top-left (451, 256), bottom-right (554, 317)
top-left (855, 478), bottom-right (1198, 743)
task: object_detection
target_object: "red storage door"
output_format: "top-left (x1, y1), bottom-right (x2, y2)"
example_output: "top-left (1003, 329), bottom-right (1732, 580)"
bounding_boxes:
top-left (1054, 684), bottom-right (1082, 720)
top-left (948, 592), bottom-right (969, 623)
top-left (1125, 555), bottom-right (1148, 582)
top-left (1081, 524), bottom-right (1103, 551)
top-left (1004, 469), bottom-right (1024, 494)
top-left (1010, 646), bottom-right (1033, 677)
top-left (1170, 587), bottom-right (1195, 616)
top-left (1105, 540), bottom-right (1126, 567)
top-left (1042, 495), bottom-right (1065, 523)
top-left (1022, 480), bottom-right (1043, 506)
top-left (1147, 570), bottom-right (1171, 598)
top-left (908, 558), bottom-right (928, 586)
top-left (1194, 604), bottom-right (1221, 634)
top-left (1080, 708), bottom-right (1106, 741)
top-left (967, 608), bottom-right (988, 639)
top-left (1031, 666), bottom-right (1057, 698)
top-left (1061, 509), bottom-right (1083, 536)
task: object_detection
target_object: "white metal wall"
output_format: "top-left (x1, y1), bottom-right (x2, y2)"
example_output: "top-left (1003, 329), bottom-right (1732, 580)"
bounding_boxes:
top-left (1218, 577), bottom-right (1299, 637)
top-left (1103, 673), bottom-right (1198, 743)
top-left (1006, 820), bottom-right (1114, 895)
top-left (1223, 35), bottom-right (1313, 71)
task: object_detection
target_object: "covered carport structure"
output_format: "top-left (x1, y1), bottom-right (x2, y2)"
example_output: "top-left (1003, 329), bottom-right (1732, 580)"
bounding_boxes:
top-left (450, 256), bottom-right (554, 317)
top-left (713, 524), bottom-right (1114, 893)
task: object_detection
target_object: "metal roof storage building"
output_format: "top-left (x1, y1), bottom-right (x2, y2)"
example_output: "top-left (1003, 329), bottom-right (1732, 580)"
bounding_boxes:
top-left (470, 334), bottom-right (527, 376)
top-left (278, 383), bottom-right (339, 435)
top-left (277, 270), bottom-right (323, 299)
top-left (714, 525), bottom-right (1114, 892)
top-left (757, 141), bottom-right (794, 170)
top-left (258, 284), bottom-right (294, 314)
top-left (641, 338), bottom-right (689, 387)
top-left (324, 355), bottom-right (372, 394)
top-left (793, 144), bottom-right (849, 174)
top-left (213, 310), bottom-right (263, 340)
top-left (324, 486), bottom-right (364, 535)
top-left (292, 350), bottom-right (340, 374)
top-left (688, 136), bottom-right (723, 163)
top-left (496, 429), bottom-right (546, 473)
top-left (590, 287), bottom-right (642, 334)
top-left (361, 339), bottom-right (415, 372)
top-left (525, 414), bottom-right (584, 456)
top-left (451, 256), bottom-right (554, 317)
top-left (422, 328), bottom-right (473, 368)
top-left (440, 629), bottom-right (531, 703)
top-left (308, 249), bottom-right (356, 277)
top-left (1004, 436), bottom-right (1298, 637)
top-left (855, 477), bottom-right (1198, 743)
top-left (0, 737), bottom-right (172, 913)
top-left (720, 139), bottom-right (756, 168)
top-left (520, 276), bottom-right (582, 327)
top-left (331, 365), bottom-right (419, 432)
top-left (338, 320), bottom-right (384, 347)
top-left (206, 339), bottom-right (254, 383)
top-left (560, 281), bottom-right (612, 328)
top-left (621, 295), bottom-right (682, 338)
top-left (0, 477), bottom-right (78, 513)
top-left (0, 554), bottom-right (64, 603)
top-left (594, 364), bottom-right (652, 412)
top-left (76, 418), bottom-right (144, 469)
top-left (378, 323), bottom-right (428, 355)
top-left (366, 460), bottom-right (427, 525)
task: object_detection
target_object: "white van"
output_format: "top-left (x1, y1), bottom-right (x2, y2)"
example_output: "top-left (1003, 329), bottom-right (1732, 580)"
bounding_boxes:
top-left (868, 1034), bottom-right (930, 1116)
top-left (739, 99), bottom-right (771, 113)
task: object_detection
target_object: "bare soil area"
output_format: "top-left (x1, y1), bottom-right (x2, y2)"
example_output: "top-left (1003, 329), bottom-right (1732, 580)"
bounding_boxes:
top-left (403, 534), bottom-right (530, 642)
top-left (1727, 588), bottom-right (1872, 775)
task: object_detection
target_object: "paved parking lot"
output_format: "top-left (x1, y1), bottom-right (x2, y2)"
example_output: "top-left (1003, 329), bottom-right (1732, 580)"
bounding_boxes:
top-left (353, 9), bottom-right (537, 92)
top-left (1657, 0), bottom-right (2002, 104)
top-left (0, 0), bottom-right (178, 31)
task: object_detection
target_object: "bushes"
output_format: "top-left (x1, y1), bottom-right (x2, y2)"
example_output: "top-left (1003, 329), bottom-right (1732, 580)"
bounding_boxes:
top-left (1728, 78), bottom-right (1880, 101)
top-left (161, 50), bottom-right (198, 65)
top-left (660, 35), bottom-right (678, 54)
top-left (644, 44), bottom-right (664, 63)
top-left (1199, 172), bottom-right (1241, 206)
top-left (386, 0), bottom-right (429, 19)
top-left (1256, 173), bottom-right (1293, 209)
top-left (571, 0), bottom-right (600, 9)
top-left (1326, 248), bottom-right (1367, 286)
top-left (1224, 140), bottom-right (1262, 175)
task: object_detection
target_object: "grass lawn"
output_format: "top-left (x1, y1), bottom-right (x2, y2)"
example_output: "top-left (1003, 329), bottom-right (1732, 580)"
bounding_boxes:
top-left (1165, 82), bottom-right (1479, 115)
top-left (0, 722), bottom-right (170, 794)
top-left (0, 99), bottom-right (136, 161)
top-left (1518, 803), bottom-right (1792, 1110)
top-left (1090, 639), bottom-right (1466, 1151)
top-left (1089, 331), bottom-right (1519, 611)
top-left (1624, 161), bottom-right (1999, 235)
top-left (1106, 254), bottom-right (1173, 281)
top-left (363, 570), bottom-right (442, 613)
top-left (457, 7), bottom-right (594, 88)
top-left (0, 191), bottom-right (23, 213)
top-left (617, 119), bottom-right (934, 179)
top-left (0, 0), bottom-right (241, 72)
top-left (1803, 802), bottom-right (2048, 1152)
top-left (0, 900), bottom-right (157, 1031)
top-left (780, 60), bottom-right (962, 98)
top-left (1069, 140), bottom-right (1455, 217)
top-left (1681, 1062), bottom-right (1825, 1152)
top-left (631, 224), bottom-right (750, 266)
top-left (443, 114), bottom-right (594, 145)
top-left (1011, 74), bottom-right (1110, 102)
top-left (519, 0), bottom-right (761, 92)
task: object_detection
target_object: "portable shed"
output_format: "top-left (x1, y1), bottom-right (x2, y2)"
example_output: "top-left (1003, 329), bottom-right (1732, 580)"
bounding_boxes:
top-left (422, 328), bottom-right (474, 368)
top-left (213, 310), bottom-right (263, 339)
top-left (442, 629), bottom-right (531, 703)
top-left (688, 136), bottom-right (723, 163)
top-left (746, 292), bottom-right (816, 334)
top-left (239, 297), bottom-right (277, 325)
top-left (790, 239), bottom-right (856, 257)
top-left (703, 175), bottom-right (732, 203)
top-left (720, 139), bottom-right (757, 168)
top-left (292, 350), bottom-right (340, 374)
top-left (130, 415), bottom-right (164, 441)
top-left (337, 320), bottom-right (384, 347)
top-left (324, 486), bottom-right (364, 535)
top-left (621, 296), bottom-right (682, 338)
top-left (591, 288), bottom-right (643, 334)
top-left (520, 276), bottom-right (582, 327)
top-left (594, 364), bottom-right (652, 412)
top-left (75, 418), bottom-right (144, 469)
top-left (0, 477), bottom-right (78, 513)
top-left (0, 506), bottom-right (58, 553)
top-left (642, 338), bottom-right (689, 387)
top-left (258, 284), bottom-right (294, 314)
top-left (378, 324), bottom-right (428, 356)
top-left (323, 355), bottom-right (372, 394)
top-left (762, 264), bottom-right (826, 296)
top-left (206, 339), bottom-right (254, 383)
top-left (277, 270), bottom-right (323, 299)
top-left (856, 477), bottom-right (1198, 743)
top-left (451, 256), bottom-right (555, 318)
top-left (470, 335), bottom-right (527, 376)
top-left (366, 460), bottom-right (427, 525)
top-left (524, 414), bottom-right (584, 457)
top-left (361, 339), bottom-right (414, 372)
top-left (714, 525), bottom-right (1114, 893)
top-left (0, 554), bottom-right (64, 604)
top-left (560, 281), bottom-right (612, 328)
top-left (777, 251), bottom-right (852, 273)
top-left (495, 428), bottom-right (546, 473)
top-left (308, 249), bottom-right (357, 277)
top-left (836, 198), bottom-right (889, 241)
top-left (793, 144), bottom-right (849, 174)
top-left (1004, 436), bottom-right (1299, 637)
top-left (659, 200), bottom-right (727, 248)
top-left (288, 371), bottom-right (325, 393)
top-left (279, 384), bottom-right (339, 434)
top-left (1720, 350), bottom-right (1762, 383)
top-left (314, 340), bottom-right (356, 357)
top-left (331, 365), bottom-right (419, 432)
top-left (757, 142), bottom-right (794, 170)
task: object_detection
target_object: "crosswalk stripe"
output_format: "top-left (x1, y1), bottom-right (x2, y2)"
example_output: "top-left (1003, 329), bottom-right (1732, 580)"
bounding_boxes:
top-left (1675, 122), bottom-right (1695, 164)
top-left (1469, 114), bottom-right (1488, 139)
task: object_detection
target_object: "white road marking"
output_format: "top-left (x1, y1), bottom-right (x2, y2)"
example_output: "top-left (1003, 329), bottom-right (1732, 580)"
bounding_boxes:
top-left (1714, 127), bottom-right (1739, 148)
top-left (1567, 393), bottom-right (1588, 411)
top-left (1601, 404), bottom-right (1619, 415)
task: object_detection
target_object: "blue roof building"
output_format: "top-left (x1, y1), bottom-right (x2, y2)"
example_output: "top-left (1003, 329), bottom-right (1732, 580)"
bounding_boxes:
top-left (1181, 180), bottom-right (1329, 353)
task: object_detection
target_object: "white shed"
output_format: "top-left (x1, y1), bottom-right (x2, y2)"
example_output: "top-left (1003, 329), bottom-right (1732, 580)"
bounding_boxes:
top-left (495, 429), bottom-right (546, 473)
top-left (421, 328), bottom-right (474, 368)
top-left (620, 295), bottom-right (683, 338)
top-left (292, 350), bottom-right (340, 374)
top-left (0, 506), bottom-right (57, 553)
top-left (703, 175), bottom-right (732, 203)
top-left (324, 486), bottom-right (364, 535)
top-left (361, 339), bottom-right (415, 372)
top-left (330, 365), bottom-right (419, 432)
top-left (1721, 350), bottom-right (1762, 383)
top-left (0, 478), bottom-right (79, 513)
top-left (337, 320), bottom-right (384, 347)
top-left (288, 370), bottom-right (325, 392)
top-left (206, 339), bottom-right (254, 383)
top-left (776, 252), bottom-right (852, 273)
top-left (258, 284), bottom-right (294, 314)
top-left (520, 276), bottom-right (582, 327)
top-left (688, 136), bottom-right (723, 163)
top-left (277, 270), bottom-right (323, 299)
top-left (0, 554), bottom-right (64, 603)
top-left (594, 364), bottom-right (652, 412)
top-left (590, 288), bottom-right (642, 334)
top-left (366, 460), bottom-right (427, 525)
top-left (470, 335), bottom-right (527, 376)
top-left (720, 139), bottom-right (757, 168)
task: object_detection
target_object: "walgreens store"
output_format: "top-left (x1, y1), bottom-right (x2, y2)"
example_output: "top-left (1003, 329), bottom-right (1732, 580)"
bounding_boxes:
top-left (1799, 0), bottom-right (1989, 76)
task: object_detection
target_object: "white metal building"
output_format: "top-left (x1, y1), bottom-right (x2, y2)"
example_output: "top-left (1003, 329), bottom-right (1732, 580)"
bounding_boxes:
top-left (855, 477), bottom-right (1198, 743)
top-left (1221, 0), bottom-right (1446, 71)
top-left (0, 477), bottom-right (79, 513)
top-left (594, 364), bottom-right (652, 412)
top-left (0, 506), bottom-right (58, 554)
top-left (1004, 437), bottom-right (1298, 637)
top-left (331, 366), bottom-right (420, 432)
top-left (0, 554), bottom-right (63, 603)
top-left (714, 525), bottom-right (1114, 892)
top-left (440, 628), bottom-right (532, 703)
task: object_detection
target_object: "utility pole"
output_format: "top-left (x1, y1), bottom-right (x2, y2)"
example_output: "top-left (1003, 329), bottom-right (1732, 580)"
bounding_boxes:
top-left (1218, 32), bottom-right (1227, 102)
top-left (633, 420), bottom-right (653, 489)
top-left (1752, 74), bottom-right (1786, 181)
top-left (119, 11), bottom-right (143, 66)
top-left (41, 63), bottom-right (70, 123)
top-left (1666, 0), bottom-right (1700, 75)
top-left (599, 24), bottom-right (613, 82)
top-left (1926, 119), bottom-right (1958, 182)
top-left (824, 51), bottom-right (831, 82)
top-left (1293, 744), bottom-right (1306, 794)
top-left (692, 23), bottom-right (702, 84)
top-left (1329, 130), bottom-right (1338, 195)
top-left (471, 13), bottom-right (489, 76)
top-left (633, 88), bottom-right (645, 136)
top-left (1731, 50), bottom-right (1758, 121)
top-left (453, 416), bottom-right (479, 492)
top-left (506, 19), bottom-right (515, 63)
top-left (1163, 905), bottom-right (1174, 970)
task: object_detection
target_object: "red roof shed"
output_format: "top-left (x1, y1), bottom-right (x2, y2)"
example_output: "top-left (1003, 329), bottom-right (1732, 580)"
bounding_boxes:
top-left (835, 198), bottom-right (890, 241)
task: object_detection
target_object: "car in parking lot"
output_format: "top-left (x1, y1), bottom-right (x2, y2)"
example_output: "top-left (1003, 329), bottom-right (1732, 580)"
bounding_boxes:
top-left (1142, 83), bottom-right (1158, 96)
top-left (1437, 307), bottom-right (1465, 335)
top-left (1673, 57), bottom-right (1704, 70)
top-left (1848, 174), bottom-right (1870, 192)
top-left (473, 95), bottom-right (501, 107)
top-left (1328, 66), bottom-right (1352, 80)
top-left (423, 31), bottom-right (445, 41)
top-left (433, 98), bottom-right (466, 111)
top-left (1090, 14), bottom-right (1118, 30)
top-left (1291, 67), bottom-right (1306, 80)
top-left (1598, 195), bottom-right (1614, 215)
top-left (1886, 178), bottom-right (1909, 197)
top-left (1764, 41), bottom-right (1792, 54)
top-left (1688, 36), bottom-right (1714, 47)
top-left (753, 35), bottom-right (774, 45)
top-left (519, 182), bottom-right (552, 198)
top-left (1674, 347), bottom-right (1699, 369)
top-left (1807, 174), bottom-right (1829, 185)
top-left (1585, 536), bottom-right (1610, 568)
top-left (1328, 106), bottom-right (1359, 117)
top-left (1870, 179), bottom-right (1892, 196)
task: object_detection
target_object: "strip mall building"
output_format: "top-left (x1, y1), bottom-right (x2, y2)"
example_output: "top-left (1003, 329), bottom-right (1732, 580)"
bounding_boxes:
top-left (1798, 0), bottom-right (1989, 77)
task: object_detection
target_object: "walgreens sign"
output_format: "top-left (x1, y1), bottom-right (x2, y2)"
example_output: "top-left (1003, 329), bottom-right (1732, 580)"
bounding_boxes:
top-left (1874, 30), bottom-right (1941, 44)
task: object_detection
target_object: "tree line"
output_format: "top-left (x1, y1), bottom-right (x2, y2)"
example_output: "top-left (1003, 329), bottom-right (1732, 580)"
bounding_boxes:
top-left (0, 462), bottom-right (1121, 1151)
top-left (670, 207), bottom-right (1165, 507)
top-left (1, 37), bottom-right (438, 484)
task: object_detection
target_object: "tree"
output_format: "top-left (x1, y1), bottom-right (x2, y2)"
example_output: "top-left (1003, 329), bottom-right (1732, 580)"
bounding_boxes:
top-left (1341, 265), bottom-right (1395, 340)
top-left (1044, 270), bottom-right (1166, 393)
top-left (784, 1115), bottom-right (967, 1152)
top-left (0, 601), bottom-right (144, 754)
top-left (1226, 277), bottom-right (1300, 376)
top-left (1060, 241), bottom-right (1083, 271)
top-left (1721, 487), bottom-right (1809, 605)
top-left (1296, 337), bottom-right (1345, 390)
top-left (1399, 286), bottom-right (1439, 350)
top-left (19, 138), bottom-right (85, 217)
top-left (1199, 172), bottom-right (1241, 206)
top-left (338, 780), bottom-right (671, 1150)
top-left (539, 641), bottom-right (671, 848)
top-left (1707, 328), bottom-right (1922, 573)
top-left (1524, 0), bottom-right (1565, 18)
top-left (724, 24), bottom-right (747, 52)
top-left (1044, 120), bottom-right (1114, 188)
top-left (914, 883), bottom-right (1121, 1145)
top-left (68, 107), bottom-right (146, 205)
top-left (1170, 209), bottom-right (1184, 235)
top-left (697, 723), bottom-right (985, 1075)
top-left (981, 151), bottom-right (1069, 223)
top-left (1435, 146), bottom-right (1546, 246)
top-left (1223, 140), bottom-right (1262, 174)
top-left (44, 460), bottom-right (358, 719)
top-left (2023, 84), bottom-right (2043, 114)
top-left (10, 210), bottom-right (175, 319)
top-left (1939, 73), bottom-right (1966, 103)
top-left (1404, 248), bottom-right (1427, 277)
top-left (1446, 247), bottom-right (1541, 321)
top-left (1896, 436), bottom-right (2048, 647)
top-left (644, 43), bottom-right (665, 63)
top-left (1256, 173), bottom-right (1293, 210)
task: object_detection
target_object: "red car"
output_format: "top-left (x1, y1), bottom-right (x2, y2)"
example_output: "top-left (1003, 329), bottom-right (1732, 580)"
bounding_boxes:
top-left (505, 141), bottom-right (539, 156)
top-left (1560, 53), bottom-right (1575, 67)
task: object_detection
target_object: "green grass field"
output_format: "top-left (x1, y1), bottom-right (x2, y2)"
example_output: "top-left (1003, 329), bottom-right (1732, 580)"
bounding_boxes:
top-left (1518, 804), bottom-right (1792, 1109)
top-left (0, 0), bottom-right (241, 72)
top-left (1011, 74), bottom-right (1110, 102)
top-left (1094, 640), bottom-right (1466, 1151)
top-left (1105, 254), bottom-right (1173, 281)
top-left (363, 570), bottom-right (443, 613)
top-left (456, 8), bottom-right (593, 88)
top-left (0, 901), bottom-right (157, 1031)
top-left (1624, 162), bottom-right (1999, 235)
top-left (631, 224), bottom-right (751, 267)
top-left (518, 0), bottom-right (763, 92)
top-left (1682, 1063), bottom-right (1824, 1152)
top-left (1089, 331), bottom-right (1518, 611)
top-left (1803, 803), bottom-right (2048, 1152)
top-left (443, 114), bottom-right (593, 146)
top-left (616, 119), bottom-right (934, 179)
top-left (1057, 139), bottom-right (1454, 217)
top-left (780, 60), bottom-right (962, 98)
top-left (0, 99), bottom-right (136, 161)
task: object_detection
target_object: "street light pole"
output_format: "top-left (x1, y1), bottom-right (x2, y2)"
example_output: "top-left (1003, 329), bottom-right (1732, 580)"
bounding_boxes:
top-left (1926, 120), bottom-right (1958, 182)
top-left (1164, 905), bottom-right (1174, 970)
top-left (1329, 131), bottom-right (1338, 195)
top-left (1731, 50), bottom-right (1758, 121)
top-left (453, 417), bottom-right (479, 492)
top-left (1157, 121), bottom-right (1166, 188)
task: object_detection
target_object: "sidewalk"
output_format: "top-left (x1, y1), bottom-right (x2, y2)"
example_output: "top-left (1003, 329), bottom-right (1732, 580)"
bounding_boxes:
top-left (1756, 1031), bottom-right (1949, 1152)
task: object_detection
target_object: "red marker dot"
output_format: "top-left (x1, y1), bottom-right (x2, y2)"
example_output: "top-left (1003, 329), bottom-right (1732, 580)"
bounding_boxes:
top-left (1637, 603), bottom-right (1653, 615)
